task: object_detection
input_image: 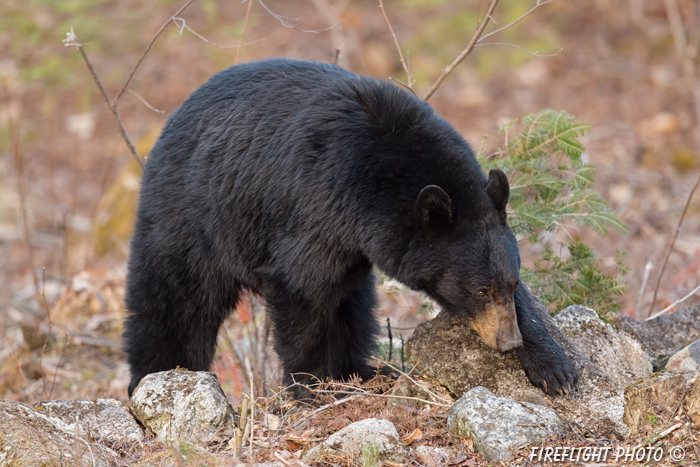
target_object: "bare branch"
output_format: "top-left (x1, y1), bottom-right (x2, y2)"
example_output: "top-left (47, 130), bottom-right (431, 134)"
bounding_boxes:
top-left (258, 0), bottom-right (341, 34)
top-left (474, 43), bottom-right (562, 57)
top-left (115, 0), bottom-right (197, 103)
top-left (647, 283), bottom-right (700, 320)
top-left (389, 77), bottom-right (418, 96)
top-left (127, 89), bottom-right (164, 114)
top-left (477, 0), bottom-right (555, 44)
top-left (379, 0), bottom-right (413, 89)
top-left (648, 169), bottom-right (700, 316)
top-left (63, 27), bottom-right (144, 168)
top-left (236, 0), bottom-right (255, 65)
top-left (172, 17), bottom-right (266, 50)
top-left (423, 0), bottom-right (499, 101)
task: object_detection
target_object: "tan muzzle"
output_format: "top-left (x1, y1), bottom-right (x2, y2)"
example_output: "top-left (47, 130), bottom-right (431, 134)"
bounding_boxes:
top-left (470, 303), bottom-right (523, 352)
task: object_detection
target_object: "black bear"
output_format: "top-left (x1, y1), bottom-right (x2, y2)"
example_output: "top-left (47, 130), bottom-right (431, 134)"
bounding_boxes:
top-left (124, 58), bottom-right (577, 399)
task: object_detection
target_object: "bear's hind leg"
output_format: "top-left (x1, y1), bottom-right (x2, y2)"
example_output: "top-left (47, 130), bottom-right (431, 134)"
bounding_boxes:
top-left (124, 267), bottom-right (239, 396)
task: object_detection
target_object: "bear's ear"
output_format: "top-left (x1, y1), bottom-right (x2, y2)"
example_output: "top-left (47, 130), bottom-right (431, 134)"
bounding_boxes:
top-left (486, 168), bottom-right (510, 213)
top-left (415, 185), bottom-right (453, 239)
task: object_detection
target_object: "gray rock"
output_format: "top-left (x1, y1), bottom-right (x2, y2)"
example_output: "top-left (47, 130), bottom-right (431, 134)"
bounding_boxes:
top-left (0, 400), bottom-right (134, 467)
top-left (626, 304), bottom-right (700, 359)
top-left (302, 418), bottom-right (409, 465)
top-left (553, 305), bottom-right (653, 386)
top-left (665, 338), bottom-right (700, 380)
top-left (623, 373), bottom-right (686, 435)
top-left (34, 399), bottom-right (145, 447)
top-left (447, 386), bottom-right (564, 462)
top-left (129, 369), bottom-right (236, 443)
top-left (407, 288), bottom-right (630, 439)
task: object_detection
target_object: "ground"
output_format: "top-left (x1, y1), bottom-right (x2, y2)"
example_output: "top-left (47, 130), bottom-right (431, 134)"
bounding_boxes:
top-left (0, 0), bottom-right (699, 465)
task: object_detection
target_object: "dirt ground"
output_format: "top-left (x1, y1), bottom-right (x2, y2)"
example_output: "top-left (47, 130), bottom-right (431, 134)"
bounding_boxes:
top-left (0, 0), bottom-right (699, 464)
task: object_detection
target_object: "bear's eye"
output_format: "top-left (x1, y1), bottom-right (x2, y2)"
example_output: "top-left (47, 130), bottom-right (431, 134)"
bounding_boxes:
top-left (476, 287), bottom-right (489, 298)
top-left (513, 280), bottom-right (519, 290)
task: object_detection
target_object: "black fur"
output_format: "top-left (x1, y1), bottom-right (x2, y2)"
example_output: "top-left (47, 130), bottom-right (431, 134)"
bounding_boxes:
top-left (123, 58), bottom-right (577, 398)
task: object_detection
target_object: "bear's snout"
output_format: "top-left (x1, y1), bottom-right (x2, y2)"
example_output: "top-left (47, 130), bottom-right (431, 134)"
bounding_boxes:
top-left (470, 303), bottom-right (523, 352)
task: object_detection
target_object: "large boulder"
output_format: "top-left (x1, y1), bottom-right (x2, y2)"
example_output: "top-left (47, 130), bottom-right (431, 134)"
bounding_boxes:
top-left (129, 369), bottom-right (236, 443)
top-left (553, 305), bottom-right (652, 386)
top-left (407, 291), bottom-right (630, 439)
top-left (627, 304), bottom-right (700, 360)
top-left (448, 386), bottom-right (564, 462)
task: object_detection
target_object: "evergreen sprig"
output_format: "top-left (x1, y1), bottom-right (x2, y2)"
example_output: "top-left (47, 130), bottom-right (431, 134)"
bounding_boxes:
top-left (478, 110), bottom-right (628, 316)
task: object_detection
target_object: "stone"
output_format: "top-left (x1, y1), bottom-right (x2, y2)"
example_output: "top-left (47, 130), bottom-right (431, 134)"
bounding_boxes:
top-left (447, 386), bottom-right (564, 462)
top-left (129, 369), bottom-right (236, 443)
top-left (665, 338), bottom-right (700, 380)
top-left (627, 304), bottom-right (700, 360)
top-left (553, 305), bottom-right (653, 386)
top-left (34, 399), bottom-right (145, 447)
top-left (302, 418), bottom-right (409, 465)
top-left (623, 373), bottom-right (686, 435)
top-left (407, 290), bottom-right (630, 439)
top-left (686, 377), bottom-right (700, 427)
top-left (0, 400), bottom-right (136, 467)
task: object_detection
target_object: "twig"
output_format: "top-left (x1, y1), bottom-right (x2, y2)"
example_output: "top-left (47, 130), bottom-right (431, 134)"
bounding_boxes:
top-left (288, 394), bottom-right (359, 429)
top-left (371, 356), bottom-right (452, 404)
top-left (423, 0), bottom-right (499, 101)
top-left (378, 0), bottom-right (413, 89)
top-left (473, 43), bottom-right (562, 57)
top-left (635, 261), bottom-right (652, 320)
top-left (248, 371), bottom-right (255, 462)
top-left (646, 283), bottom-right (700, 320)
top-left (386, 317), bottom-right (393, 363)
top-left (172, 17), bottom-right (266, 50)
top-left (648, 170), bottom-right (700, 316)
top-left (312, 387), bottom-right (450, 407)
top-left (115, 0), bottom-right (197, 103)
top-left (258, 0), bottom-right (341, 34)
top-left (0, 321), bottom-right (33, 403)
top-left (50, 334), bottom-right (71, 399)
top-left (236, 0), bottom-right (254, 65)
top-left (39, 268), bottom-right (53, 400)
top-left (477, 0), bottom-right (555, 44)
top-left (63, 28), bottom-right (144, 168)
top-left (127, 90), bottom-right (164, 114)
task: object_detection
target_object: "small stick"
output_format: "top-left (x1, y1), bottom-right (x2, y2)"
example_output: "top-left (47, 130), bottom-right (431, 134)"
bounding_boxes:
top-left (0, 321), bottom-right (33, 403)
top-left (64, 29), bottom-right (143, 168)
top-left (386, 317), bottom-right (393, 363)
top-left (249, 371), bottom-right (255, 462)
top-left (635, 261), bottom-right (652, 320)
top-left (378, 0), bottom-right (412, 88)
top-left (115, 0), bottom-right (197, 103)
top-left (423, 0), bottom-right (499, 101)
top-left (648, 170), bottom-right (700, 316)
top-left (646, 283), bottom-right (700, 320)
top-left (236, 0), bottom-right (255, 65)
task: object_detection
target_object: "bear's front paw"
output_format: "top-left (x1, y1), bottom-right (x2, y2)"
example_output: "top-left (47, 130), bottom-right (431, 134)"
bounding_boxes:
top-left (517, 346), bottom-right (578, 397)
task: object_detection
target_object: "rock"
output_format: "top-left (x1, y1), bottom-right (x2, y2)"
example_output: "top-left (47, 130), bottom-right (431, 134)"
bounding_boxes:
top-left (553, 305), bottom-right (653, 386)
top-left (413, 445), bottom-right (454, 465)
top-left (447, 386), bottom-right (564, 462)
top-left (686, 377), bottom-right (700, 427)
top-left (302, 418), bottom-right (409, 465)
top-left (665, 338), bottom-right (700, 380)
top-left (626, 304), bottom-right (700, 360)
top-left (129, 369), bottom-right (236, 443)
top-left (0, 399), bottom-right (137, 467)
top-left (34, 399), bottom-right (145, 447)
top-left (623, 373), bottom-right (686, 435)
top-left (407, 288), bottom-right (630, 439)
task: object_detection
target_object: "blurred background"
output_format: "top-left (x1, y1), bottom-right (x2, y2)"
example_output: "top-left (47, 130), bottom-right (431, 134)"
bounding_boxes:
top-left (0, 0), bottom-right (698, 403)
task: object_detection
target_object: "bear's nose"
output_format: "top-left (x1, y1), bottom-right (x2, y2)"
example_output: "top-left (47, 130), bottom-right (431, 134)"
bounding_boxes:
top-left (498, 339), bottom-right (523, 352)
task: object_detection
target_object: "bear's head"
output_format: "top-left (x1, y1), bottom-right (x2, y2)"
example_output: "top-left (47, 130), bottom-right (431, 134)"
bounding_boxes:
top-left (414, 168), bottom-right (523, 352)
